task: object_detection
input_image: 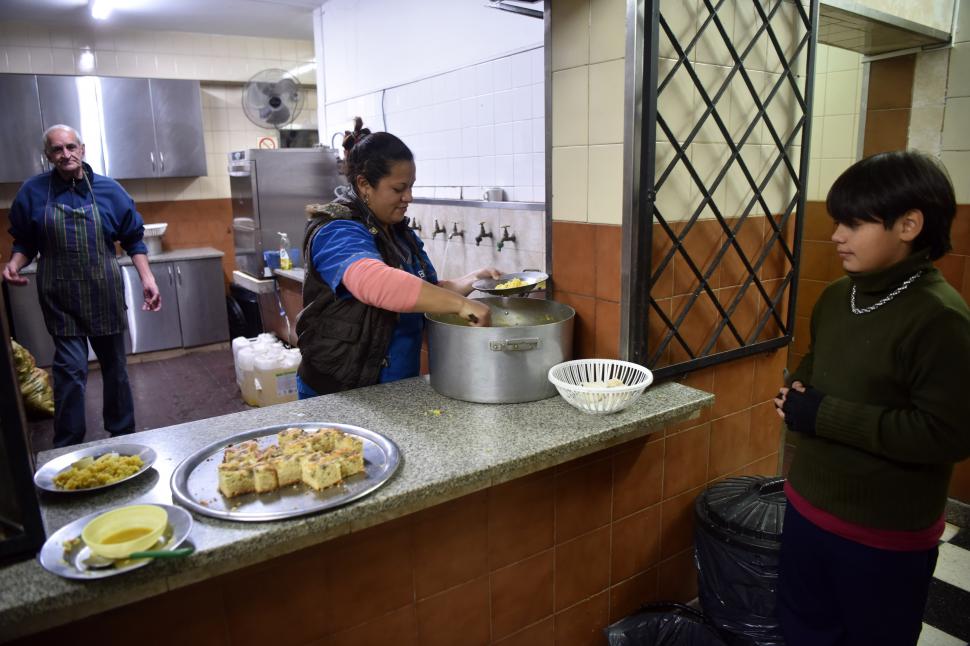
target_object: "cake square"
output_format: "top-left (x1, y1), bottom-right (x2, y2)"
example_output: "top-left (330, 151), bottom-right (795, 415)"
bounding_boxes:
top-left (223, 439), bottom-right (259, 463)
top-left (277, 427), bottom-right (305, 449)
top-left (300, 452), bottom-right (342, 491)
top-left (257, 444), bottom-right (281, 461)
top-left (218, 463), bottom-right (255, 498)
top-left (307, 427), bottom-right (339, 453)
top-left (334, 432), bottom-right (364, 453)
top-left (271, 454), bottom-right (302, 486)
top-left (253, 463), bottom-right (279, 493)
top-left (282, 437), bottom-right (315, 457)
top-left (332, 449), bottom-right (365, 478)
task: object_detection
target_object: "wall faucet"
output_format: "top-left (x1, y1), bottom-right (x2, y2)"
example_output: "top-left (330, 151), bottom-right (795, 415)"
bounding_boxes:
top-left (407, 218), bottom-right (422, 233)
top-left (474, 222), bottom-right (493, 246)
top-left (449, 221), bottom-right (464, 240)
top-left (496, 225), bottom-right (516, 252)
top-left (432, 219), bottom-right (447, 239)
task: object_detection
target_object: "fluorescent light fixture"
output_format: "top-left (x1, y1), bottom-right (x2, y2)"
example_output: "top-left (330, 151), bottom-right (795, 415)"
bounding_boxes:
top-left (288, 61), bottom-right (316, 78)
top-left (76, 76), bottom-right (107, 175)
top-left (78, 49), bottom-right (95, 72)
top-left (90, 0), bottom-right (112, 20)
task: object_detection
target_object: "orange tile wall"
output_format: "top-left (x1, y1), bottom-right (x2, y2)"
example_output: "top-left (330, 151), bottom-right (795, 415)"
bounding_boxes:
top-left (0, 198), bottom-right (236, 290)
top-left (862, 55), bottom-right (914, 158)
top-left (546, 216), bottom-right (788, 608)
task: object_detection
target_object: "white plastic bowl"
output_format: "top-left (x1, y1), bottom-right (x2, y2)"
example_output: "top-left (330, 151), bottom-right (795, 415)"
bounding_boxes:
top-left (143, 222), bottom-right (167, 237)
top-left (548, 359), bottom-right (653, 415)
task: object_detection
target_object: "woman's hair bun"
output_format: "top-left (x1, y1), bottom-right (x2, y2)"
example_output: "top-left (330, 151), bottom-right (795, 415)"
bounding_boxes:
top-left (341, 116), bottom-right (372, 153)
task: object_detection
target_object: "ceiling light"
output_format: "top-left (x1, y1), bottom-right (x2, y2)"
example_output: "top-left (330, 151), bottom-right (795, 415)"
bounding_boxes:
top-left (90, 0), bottom-right (112, 20)
top-left (78, 49), bottom-right (95, 72)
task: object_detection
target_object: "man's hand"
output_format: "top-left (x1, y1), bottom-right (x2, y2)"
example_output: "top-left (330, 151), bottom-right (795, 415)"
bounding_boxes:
top-left (142, 278), bottom-right (161, 311)
top-left (2, 261), bottom-right (28, 286)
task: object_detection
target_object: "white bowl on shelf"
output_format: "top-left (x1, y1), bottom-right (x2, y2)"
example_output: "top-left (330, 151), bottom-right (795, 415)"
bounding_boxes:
top-left (548, 359), bottom-right (653, 415)
top-left (143, 223), bottom-right (167, 255)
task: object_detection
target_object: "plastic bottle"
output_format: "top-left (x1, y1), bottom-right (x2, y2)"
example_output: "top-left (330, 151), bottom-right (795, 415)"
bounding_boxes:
top-left (278, 232), bottom-right (292, 270)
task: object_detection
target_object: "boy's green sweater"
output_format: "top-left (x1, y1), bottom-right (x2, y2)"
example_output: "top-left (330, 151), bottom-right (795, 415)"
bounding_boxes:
top-left (789, 251), bottom-right (970, 531)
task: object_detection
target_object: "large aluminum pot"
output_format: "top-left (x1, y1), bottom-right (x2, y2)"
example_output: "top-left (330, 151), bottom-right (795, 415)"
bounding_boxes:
top-left (425, 297), bottom-right (575, 403)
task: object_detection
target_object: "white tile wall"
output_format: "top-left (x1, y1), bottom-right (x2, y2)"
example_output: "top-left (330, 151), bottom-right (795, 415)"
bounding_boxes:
top-left (807, 44), bottom-right (864, 201)
top-left (325, 47), bottom-right (544, 204)
top-left (940, 64), bottom-right (970, 199)
top-left (544, 0), bottom-right (858, 224)
top-left (404, 203), bottom-right (546, 281)
top-left (917, 0), bottom-right (970, 200)
top-left (0, 20), bottom-right (316, 207)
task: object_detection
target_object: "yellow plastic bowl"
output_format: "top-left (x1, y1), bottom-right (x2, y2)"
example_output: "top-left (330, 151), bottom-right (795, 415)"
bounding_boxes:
top-left (81, 504), bottom-right (167, 559)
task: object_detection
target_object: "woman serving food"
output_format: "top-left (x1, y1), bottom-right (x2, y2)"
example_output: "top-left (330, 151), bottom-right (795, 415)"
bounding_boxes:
top-left (296, 118), bottom-right (501, 398)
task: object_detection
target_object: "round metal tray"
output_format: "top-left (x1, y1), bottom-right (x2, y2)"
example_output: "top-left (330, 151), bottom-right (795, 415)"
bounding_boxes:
top-left (33, 443), bottom-right (158, 493)
top-left (38, 503), bottom-right (192, 580)
top-left (472, 271), bottom-right (548, 297)
top-left (169, 422), bottom-right (401, 522)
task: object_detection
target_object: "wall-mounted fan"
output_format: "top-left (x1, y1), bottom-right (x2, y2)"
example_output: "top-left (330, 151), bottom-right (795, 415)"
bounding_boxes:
top-left (242, 69), bottom-right (305, 129)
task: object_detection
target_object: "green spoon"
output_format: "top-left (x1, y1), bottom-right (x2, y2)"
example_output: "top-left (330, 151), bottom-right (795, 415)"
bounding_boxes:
top-left (82, 546), bottom-right (194, 569)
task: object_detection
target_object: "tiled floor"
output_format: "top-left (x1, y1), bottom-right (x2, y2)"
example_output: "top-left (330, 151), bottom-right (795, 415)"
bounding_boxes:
top-left (26, 346), bottom-right (251, 454)
top-left (920, 523), bottom-right (970, 646)
top-left (24, 348), bottom-right (970, 645)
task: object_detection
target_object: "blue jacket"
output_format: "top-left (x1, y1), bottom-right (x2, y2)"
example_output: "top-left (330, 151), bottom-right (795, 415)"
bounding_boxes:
top-left (8, 164), bottom-right (148, 263)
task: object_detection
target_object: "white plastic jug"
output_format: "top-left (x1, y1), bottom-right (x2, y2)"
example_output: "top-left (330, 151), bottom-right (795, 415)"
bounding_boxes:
top-left (253, 348), bottom-right (300, 406)
top-left (231, 336), bottom-right (253, 387)
top-left (237, 346), bottom-right (261, 406)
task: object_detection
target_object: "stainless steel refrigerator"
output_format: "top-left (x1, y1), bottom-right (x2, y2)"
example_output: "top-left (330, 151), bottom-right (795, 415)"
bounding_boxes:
top-left (229, 148), bottom-right (345, 278)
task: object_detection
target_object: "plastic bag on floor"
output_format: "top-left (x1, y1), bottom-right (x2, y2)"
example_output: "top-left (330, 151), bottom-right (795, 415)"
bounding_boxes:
top-left (11, 339), bottom-right (54, 417)
top-left (605, 603), bottom-right (729, 646)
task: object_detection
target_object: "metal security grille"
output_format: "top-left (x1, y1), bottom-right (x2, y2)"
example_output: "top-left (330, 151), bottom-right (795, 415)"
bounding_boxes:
top-left (623, 0), bottom-right (818, 379)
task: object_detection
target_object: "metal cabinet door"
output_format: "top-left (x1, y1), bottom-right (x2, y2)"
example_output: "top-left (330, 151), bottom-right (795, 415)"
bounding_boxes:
top-left (174, 258), bottom-right (229, 347)
top-left (36, 75), bottom-right (106, 175)
top-left (98, 77), bottom-right (156, 179)
top-left (149, 79), bottom-right (207, 177)
top-left (0, 75), bottom-right (45, 183)
top-left (123, 263), bottom-right (182, 353)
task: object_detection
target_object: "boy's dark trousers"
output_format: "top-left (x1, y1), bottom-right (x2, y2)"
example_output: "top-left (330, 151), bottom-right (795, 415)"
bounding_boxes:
top-left (777, 502), bottom-right (938, 646)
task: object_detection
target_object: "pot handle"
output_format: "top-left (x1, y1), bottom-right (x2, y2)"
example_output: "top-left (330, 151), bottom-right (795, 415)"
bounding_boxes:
top-left (489, 338), bottom-right (540, 352)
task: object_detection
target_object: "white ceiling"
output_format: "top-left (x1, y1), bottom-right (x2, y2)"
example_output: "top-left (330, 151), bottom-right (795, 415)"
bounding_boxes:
top-left (0, 0), bottom-right (320, 40)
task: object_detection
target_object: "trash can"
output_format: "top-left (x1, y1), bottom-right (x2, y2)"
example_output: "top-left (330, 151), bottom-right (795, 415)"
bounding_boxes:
top-left (694, 476), bottom-right (786, 646)
top-left (228, 284), bottom-right (263, 340)
top-left (605, 602), bottom-right (728, 646)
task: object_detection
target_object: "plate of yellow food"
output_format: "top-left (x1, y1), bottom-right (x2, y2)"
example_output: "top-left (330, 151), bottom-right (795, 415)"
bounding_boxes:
top-left (472, 270), bottom-right (549, 296)
top-left (33, 444), bottom-right (157, 493)
top-left (169, 423), bottom-right (400, 522)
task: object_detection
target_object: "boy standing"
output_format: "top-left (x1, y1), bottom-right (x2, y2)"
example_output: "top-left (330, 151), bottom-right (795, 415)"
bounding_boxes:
top-left (775, 150), bottom-right (970, 646)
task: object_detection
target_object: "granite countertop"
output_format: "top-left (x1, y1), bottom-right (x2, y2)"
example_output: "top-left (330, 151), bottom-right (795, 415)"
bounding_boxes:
top-left (18, 247), bottom-right (224, 275)
top-left (0, 376), bottom-right (712, 640)
top-left (274, 267), bottom-right (305, 283)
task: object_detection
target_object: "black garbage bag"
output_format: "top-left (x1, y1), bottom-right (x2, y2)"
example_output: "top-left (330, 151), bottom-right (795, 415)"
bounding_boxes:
top-left (605, 603), bottom-right (729, 646)
top-left (694, 476), bottom-right (786, 646)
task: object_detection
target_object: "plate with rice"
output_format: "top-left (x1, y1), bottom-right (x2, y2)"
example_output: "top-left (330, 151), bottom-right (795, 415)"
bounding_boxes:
top-left (34, 443), bottom-right (157, 493)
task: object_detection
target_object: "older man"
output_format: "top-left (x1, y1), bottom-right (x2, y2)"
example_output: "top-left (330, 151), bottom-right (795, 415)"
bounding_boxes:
top-left (2, 125), bottom-right (161, 447)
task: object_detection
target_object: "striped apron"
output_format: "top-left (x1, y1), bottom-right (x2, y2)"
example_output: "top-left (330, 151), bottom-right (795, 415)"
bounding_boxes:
top-left (36, 181), bottom-right (126, 337)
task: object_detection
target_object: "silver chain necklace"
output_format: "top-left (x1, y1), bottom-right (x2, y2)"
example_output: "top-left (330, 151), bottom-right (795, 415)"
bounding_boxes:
top-left (850, 270), bottom-right (922, 315)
